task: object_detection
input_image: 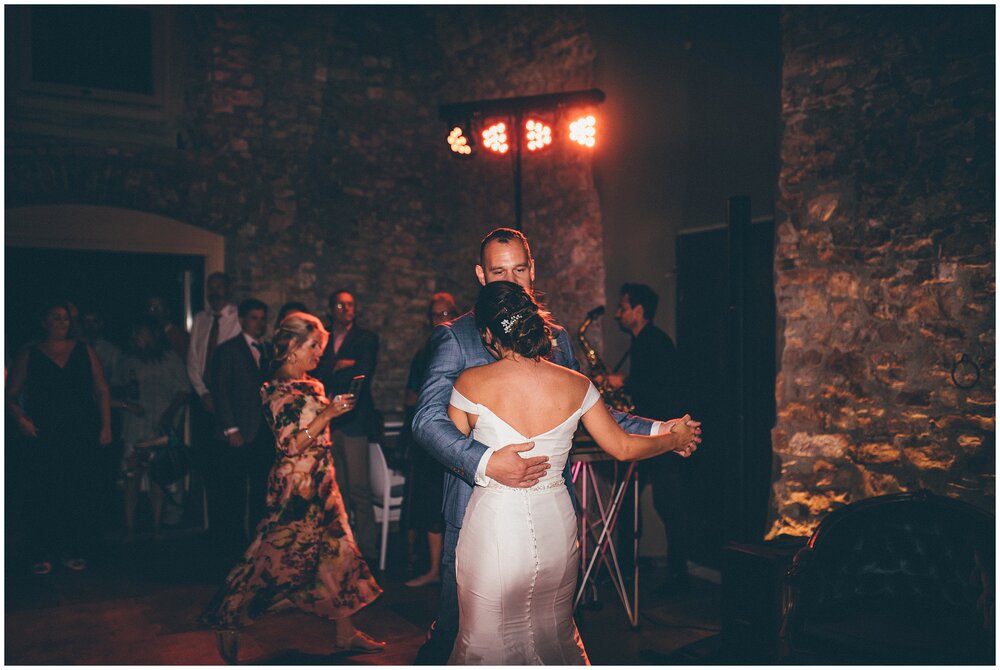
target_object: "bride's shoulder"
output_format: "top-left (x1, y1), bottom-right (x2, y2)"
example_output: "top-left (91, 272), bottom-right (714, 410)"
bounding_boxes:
top-left (454, 364), bottom-right (486, 393)
top-left (544, 360), bottom-right (591, 386)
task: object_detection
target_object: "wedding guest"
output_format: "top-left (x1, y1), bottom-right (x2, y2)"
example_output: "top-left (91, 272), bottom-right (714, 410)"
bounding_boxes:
top-left (208, 298), bottom-right (274, 543)
top-left (200, 311), bottom-right (384, 663)
top-left (186, 273), bottom-right (240, 553)
top-left (400, 292), bottom-right (459, 588)
top-left (114, 317), bottom-right (190, 542)
top-left (186, 273), bottom-right (240, 418)
top-left (6, 300), bottom-right (113, 574)
top-left (314, 289), bottom-right (380, 561)
top-left (79, 307), bottom-right (123, 387)
top-left (147, 294), bottom-right (191, 360)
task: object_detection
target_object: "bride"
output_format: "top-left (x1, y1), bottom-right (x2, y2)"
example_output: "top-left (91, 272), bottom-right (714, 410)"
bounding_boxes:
top-left (446, 281), bottom-right (701, 665)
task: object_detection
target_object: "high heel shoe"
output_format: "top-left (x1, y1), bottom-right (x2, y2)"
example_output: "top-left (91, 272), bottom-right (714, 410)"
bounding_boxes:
top-left (215, 630), bottom-right (241, 664)
top-left (333, 630), bottom-right (386, 654)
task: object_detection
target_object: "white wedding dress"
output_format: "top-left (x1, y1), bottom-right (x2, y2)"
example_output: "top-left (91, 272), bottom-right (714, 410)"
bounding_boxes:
top-left (448, 382), bottom-right (602, 666)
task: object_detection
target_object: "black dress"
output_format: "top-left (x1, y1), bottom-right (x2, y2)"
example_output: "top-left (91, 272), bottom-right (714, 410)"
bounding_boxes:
top-left (400, 341), bottom-right (444, 534)
top-left (22, 342), bottom-right (102, 561)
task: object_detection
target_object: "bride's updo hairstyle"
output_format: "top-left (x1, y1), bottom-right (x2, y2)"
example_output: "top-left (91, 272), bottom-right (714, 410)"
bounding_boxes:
top-left (269, 311), bottom-right (329, 377)
top-left (475, 281), bottom-right (553, 359)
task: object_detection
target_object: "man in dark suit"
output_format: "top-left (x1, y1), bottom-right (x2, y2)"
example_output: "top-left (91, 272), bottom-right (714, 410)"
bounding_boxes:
top-left (314, 289), bottom-right (379, 560)
top-left (607, 282), bottom-right (691, 594)
top-left (208, 298), bottom-right (274, 551)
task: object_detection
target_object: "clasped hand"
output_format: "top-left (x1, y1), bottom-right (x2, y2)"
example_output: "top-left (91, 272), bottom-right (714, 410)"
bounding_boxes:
top-left (664, 414), bottom-right (702, 457)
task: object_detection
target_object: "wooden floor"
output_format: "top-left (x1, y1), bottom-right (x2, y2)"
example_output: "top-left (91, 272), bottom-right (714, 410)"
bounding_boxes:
top-left (4, 526), bottom-right (721, 665)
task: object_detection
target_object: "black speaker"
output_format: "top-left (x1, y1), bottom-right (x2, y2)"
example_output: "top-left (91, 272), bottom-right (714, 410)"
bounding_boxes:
top-left (721, 539), bottom-right (805, 663)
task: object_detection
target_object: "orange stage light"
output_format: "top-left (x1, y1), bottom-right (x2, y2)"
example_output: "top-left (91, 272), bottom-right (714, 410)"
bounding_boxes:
top-left (569, 115), bottom-right (597, 148)
top-left (525, 119), bottom-right (552, 151)
top-left (447, 126), bottom-right (472, 155)
top-left (482, 122), bottom-right (509, 154)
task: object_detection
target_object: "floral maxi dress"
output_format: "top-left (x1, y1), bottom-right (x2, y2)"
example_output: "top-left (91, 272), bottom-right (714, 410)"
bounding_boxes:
top-left (200, 377), bottom-right (382, 629)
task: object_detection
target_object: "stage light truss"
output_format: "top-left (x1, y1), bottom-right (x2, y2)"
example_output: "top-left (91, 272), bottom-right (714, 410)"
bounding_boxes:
top-left (440, 89), bottom-right (604, 157)
top-left (439, 89), bottom-right (605, 230)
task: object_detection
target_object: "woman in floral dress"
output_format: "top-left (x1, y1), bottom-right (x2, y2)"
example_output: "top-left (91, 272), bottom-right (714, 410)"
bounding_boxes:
top-left (200, 311), bottom-right (384, 662)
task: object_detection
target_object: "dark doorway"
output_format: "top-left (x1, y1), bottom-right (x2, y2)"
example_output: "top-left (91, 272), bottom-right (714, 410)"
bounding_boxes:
top-left (5, 246), bottom-right (206, 560)
top-left (675, 219), bottom-right (776, 569)
top-left (5, 247), bottom-right (204, 356)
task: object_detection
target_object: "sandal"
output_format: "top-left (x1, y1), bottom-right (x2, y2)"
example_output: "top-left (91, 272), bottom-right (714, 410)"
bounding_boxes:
top-left (215, 630), bottom-right (241, 664)
top-left (334, 630), bottom-right (386, 654)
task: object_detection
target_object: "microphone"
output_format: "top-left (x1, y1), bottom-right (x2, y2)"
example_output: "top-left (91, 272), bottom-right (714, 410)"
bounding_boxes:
top-left (586, 305), bottom-right (605, 319)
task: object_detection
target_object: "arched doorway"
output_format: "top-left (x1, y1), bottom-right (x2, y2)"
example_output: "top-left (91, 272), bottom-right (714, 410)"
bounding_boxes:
top-left (6, 205), bottom-right (226, 538)
top-left (5, 205), bottom-right (225, 351)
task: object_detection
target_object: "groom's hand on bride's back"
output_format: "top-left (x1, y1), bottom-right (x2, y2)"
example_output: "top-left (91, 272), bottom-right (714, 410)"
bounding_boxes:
top-left (486, 442), bottom-right (550, 488)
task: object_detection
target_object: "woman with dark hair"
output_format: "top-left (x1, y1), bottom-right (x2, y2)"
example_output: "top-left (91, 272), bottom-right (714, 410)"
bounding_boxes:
top-left (200, 311), bottom-right (384, 663)
top-left (446, 282), bottom-right (701, 665)
top-left (114, 316), bottom-right (190, 543)
top-left (5, 300), bottom-right (113, 574)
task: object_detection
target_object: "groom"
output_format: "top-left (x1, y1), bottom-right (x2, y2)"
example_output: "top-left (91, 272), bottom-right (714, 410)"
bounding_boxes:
top-left (412, 228), bottom-right (696, 664)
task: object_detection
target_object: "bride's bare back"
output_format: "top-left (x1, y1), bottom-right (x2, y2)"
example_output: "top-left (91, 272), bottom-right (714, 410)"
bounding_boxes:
top-left (453, 358), bottom-right (591, 437)
top-left (451, 356), bottom-right (699, 463)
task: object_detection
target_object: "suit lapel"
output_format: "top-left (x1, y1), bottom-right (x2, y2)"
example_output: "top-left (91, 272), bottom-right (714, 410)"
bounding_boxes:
top-left (257, 341), bottom-right (272, 374)
top-left (236, 335), bottom-right (256, 369)
top-left (239, 335), bottom-right (271, 378)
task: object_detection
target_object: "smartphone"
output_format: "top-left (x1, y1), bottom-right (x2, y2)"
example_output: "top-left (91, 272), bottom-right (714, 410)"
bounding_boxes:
top-left (347, 374), bottom-right (366, 398)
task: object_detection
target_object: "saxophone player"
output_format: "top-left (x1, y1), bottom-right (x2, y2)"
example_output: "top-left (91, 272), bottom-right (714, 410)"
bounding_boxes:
top-left (603, 282), bottom-right (694, 596)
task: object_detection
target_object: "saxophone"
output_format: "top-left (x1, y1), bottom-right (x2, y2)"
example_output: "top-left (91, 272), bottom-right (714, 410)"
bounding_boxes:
top-left (577, 305), bottom-right (634, 413)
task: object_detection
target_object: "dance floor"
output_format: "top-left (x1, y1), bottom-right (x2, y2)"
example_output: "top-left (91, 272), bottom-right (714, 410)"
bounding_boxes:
top-left (5, 527), bottom-right (721, 665)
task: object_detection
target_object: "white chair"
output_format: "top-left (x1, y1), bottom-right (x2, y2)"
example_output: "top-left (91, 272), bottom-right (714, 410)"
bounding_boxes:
top-left (368, 442), bottom-right (405, 571)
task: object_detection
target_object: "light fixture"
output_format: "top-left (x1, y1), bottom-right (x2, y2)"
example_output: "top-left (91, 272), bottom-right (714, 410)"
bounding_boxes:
top-left (447, 125), bottom-right (473, 156)
top-left (482, 121), bottom-right (509, 154)
top-left (525, 118), bottom-right (552, 151)
top-left (440, 89), bottom-right (606, 229)
top-left (569, 115), bottom-right (597, 148)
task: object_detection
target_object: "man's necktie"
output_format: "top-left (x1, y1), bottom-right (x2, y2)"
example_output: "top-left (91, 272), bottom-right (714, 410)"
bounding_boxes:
top-left (252, 342), bottom-right (265, 370)
top-left (204, 313), bottom-right (220, 382)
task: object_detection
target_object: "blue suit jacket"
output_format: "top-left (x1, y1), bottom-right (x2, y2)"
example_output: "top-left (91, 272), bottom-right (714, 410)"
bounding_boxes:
top-left (412, 311), bottom-right (656, 528)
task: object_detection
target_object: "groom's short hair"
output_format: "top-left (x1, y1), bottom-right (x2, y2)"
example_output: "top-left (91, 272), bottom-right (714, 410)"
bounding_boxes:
top-left (479, 228), bottom-right (532, 266)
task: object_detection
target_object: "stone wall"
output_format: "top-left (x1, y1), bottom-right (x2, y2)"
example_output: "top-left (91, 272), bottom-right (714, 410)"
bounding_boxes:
top-left (769, 6), bottom-right (995, 537)
top-left (6, 6), bottom-right (604, 412)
